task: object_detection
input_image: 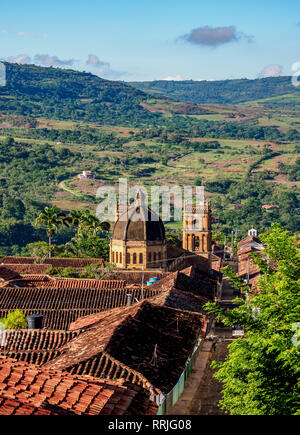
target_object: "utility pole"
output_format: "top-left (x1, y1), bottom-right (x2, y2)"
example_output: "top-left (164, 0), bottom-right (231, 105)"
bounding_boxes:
top-left (223, 235), bottom-right (226, 260)
top-left (141, 265), bottom-right (144, 301)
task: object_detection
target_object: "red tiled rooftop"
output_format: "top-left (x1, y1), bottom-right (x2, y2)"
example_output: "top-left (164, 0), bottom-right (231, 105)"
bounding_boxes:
top-left (0, 266), bottom-right (20, 282)
top-left (5, 276), bottom-right (126, 290)
top-left (166, 246), bottom-right (211, 273)
top-left (0, 257), bottom-right (105, 268)
top-left (0, 357), bottom-right (144, 415)
top-left (0, 395), bottom-right (75, 415)
top-left (0, 285), bottom-right (163, 330)
top-left (47, 301), bottom-right (204, 394)
top-left (237, 235), bottom-right (262, 249)
top-left (0, 330), bottom-right (81, 366)
top-left (1, 264), bottom-right (53, 276)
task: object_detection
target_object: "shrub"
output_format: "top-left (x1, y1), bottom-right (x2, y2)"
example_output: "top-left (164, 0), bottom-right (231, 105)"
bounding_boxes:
top-left (3, 310), bottom-right (28, 329)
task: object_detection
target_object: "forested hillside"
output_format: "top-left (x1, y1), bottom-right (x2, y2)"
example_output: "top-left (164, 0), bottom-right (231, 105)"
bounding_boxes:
top-left (0, 63), bottom-right (162, 126)
top-left (0, 64), bottom-right (299, 255)
top-left (129, 76), bottom-right (300, 105)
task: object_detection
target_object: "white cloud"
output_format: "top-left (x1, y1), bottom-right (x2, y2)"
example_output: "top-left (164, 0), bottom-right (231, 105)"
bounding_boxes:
top-left (196, 78), bottom-right (215, 81)
top-left (17, 31), bottom-right (34, 37)
top-left (86, 54), bottom-right (125, 79)
top-left (5, 54), bottom-right (32, 64)
top-left (0, 30), bottom-right (34, 37)
top-left (34, 54), bottom-right (76, 67)
top-left (258, 64), bottom-right (283, 78)
top-left (162, 74), bottom-right (184, 81)
top-left (86, 54), bottom-right (108, 67)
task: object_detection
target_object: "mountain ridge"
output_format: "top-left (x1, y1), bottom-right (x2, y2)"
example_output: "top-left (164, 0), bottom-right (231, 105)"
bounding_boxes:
top-left (127, 76), bottom-right (300, 105)
top-left (0, 62), bottom-right (162, 126)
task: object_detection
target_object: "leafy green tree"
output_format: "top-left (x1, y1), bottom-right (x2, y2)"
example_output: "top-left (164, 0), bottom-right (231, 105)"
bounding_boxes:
top-left (34, 206), bottom-right (69, 255)
top-left (166, 232), bottom-right (182, 248)
top-left (195, 177), bottom-right (203, 186)
top-left (64, 233), bottom-right (109, 259)
top-left (2, 197), bottom-right (26, 220)
top-left (4, 136), bottom-right (15, 147)
top-left (205, 224), bottom-right (300, 415)
top-left (25, 241), bottom-right (63, 262)
top-left (79, 263), bottom-right (115, 279)
top-left (2, 310), bottom-right (28, 329)
top-left (69, 209), bottom-right (110, 236)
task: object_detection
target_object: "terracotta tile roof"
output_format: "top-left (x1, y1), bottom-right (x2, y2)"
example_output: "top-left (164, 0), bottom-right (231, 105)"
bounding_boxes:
top-left (43, 278), bottom-right (126, 290)
top-left (237, 247), bottom-right (265, 280)
top-left (0, 357), bottom-right (144, 415)
top-left (1, 264), bottom-right (52, 276)
top-left (46, 301), bottom-right (204, 394)
top-left (0, 266), bottom-right (20, 282)
top-left (237, 246), bottom-right (257, 256)
top-left (175, 267), bottom-right (218, 299)
top-left (147, 266), bottom-right (217, 299)
top-left (103, 303), bottom-right (203, 393)
top-left (166, 246), bottom-right (211, 273)
top-left (151, 288), bottom-right (209, 317)
top-left (69, 301), bottom-right (143, 331)
top-left (1, 257), bottom-right (105, 268)
top-left (2, 275), bottom-right (52, 288)
top-left (0, 395), bottom-right (74, 415)
top-left (237, 235), bottom-right (262, 249)
top-left (1, 257), bottom-right (38, 264)
top-left (68, 272), bottom-right (210, 332)
top-left (5, 277), bottom-right (126, 290)
top-left (0, 286), bottom-right (163, 330)
top-left (106, 270), bottom-right (166, 284)
top-left (0, 330), bottom-right (80, 365)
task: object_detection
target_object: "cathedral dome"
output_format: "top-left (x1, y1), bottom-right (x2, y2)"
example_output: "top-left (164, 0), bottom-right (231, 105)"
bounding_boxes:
top-left (111, 195), bottom-right (165, 243)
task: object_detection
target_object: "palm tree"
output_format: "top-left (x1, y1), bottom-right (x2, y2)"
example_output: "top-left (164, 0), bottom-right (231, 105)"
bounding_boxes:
top-left (69, 210), bottom-right (85, 236)
top-left (81, 212), bottom-right (110, 236)
top-left (70, 209), bottom-right (110, 236)
top-left (34, 206), bottom-right (69, 257)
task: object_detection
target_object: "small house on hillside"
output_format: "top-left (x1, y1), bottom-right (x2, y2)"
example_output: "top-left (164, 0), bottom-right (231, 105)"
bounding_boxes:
top-left (78, 170), bottom-right (95, 180)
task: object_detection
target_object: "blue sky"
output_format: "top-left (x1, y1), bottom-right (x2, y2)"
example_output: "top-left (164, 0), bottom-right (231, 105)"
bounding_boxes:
top-left (1, 0), bottom-right (300, 81)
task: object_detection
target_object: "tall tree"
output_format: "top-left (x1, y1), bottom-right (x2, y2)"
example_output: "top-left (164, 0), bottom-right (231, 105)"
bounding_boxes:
top-left (34, 206), bottom-right (68, 256)
top-left (69, 209), bottom-right (110, 236)
top-left (205, 224), bottom-right (300, 415)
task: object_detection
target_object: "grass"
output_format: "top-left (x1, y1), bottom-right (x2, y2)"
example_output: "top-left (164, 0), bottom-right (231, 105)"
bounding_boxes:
top-left (1, 100), bottom-right (299, 212)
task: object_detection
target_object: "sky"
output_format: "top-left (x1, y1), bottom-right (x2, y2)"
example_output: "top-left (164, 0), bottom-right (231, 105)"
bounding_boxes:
top-left (1, 0), bottom-right (300, 82)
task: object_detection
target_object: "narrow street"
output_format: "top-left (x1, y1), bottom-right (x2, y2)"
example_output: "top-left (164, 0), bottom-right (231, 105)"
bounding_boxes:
top-left (169, 271), bottom-right (236, 415)
top-left (187, 339), bottom-right (231, 415)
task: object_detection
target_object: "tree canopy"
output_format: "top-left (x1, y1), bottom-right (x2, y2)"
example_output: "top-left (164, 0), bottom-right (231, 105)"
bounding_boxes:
top-left (205, 224), bottom-right (300, 415)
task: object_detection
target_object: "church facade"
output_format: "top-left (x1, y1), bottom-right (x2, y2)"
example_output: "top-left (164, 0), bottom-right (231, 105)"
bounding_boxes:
top-left (110, 194), bottom-right (212, 270)
top-left (110, 194), bottom-right (167, 270)
top-left (182, 201), bottom-right (212, 259)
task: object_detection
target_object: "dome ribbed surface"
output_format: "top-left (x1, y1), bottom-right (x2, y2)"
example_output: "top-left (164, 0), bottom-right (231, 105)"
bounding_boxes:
top-left (112, 203), bottom-right (165, 242)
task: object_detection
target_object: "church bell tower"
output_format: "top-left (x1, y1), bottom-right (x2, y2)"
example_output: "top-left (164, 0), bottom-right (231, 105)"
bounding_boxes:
top-left (182, 201), bottom-right (212, 259)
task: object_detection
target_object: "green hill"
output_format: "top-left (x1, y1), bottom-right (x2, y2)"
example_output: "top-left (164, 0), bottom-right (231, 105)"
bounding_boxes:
top-left (0, 63), bottom-right (163, 126)
top-left (128, 76), bottom-right (300, 105)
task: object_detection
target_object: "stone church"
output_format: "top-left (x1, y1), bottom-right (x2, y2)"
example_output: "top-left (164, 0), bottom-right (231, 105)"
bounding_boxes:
top-left (110, 192), bottom-right (212, 270)
top-left (110, 192), bottom-right (167, 269)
